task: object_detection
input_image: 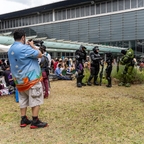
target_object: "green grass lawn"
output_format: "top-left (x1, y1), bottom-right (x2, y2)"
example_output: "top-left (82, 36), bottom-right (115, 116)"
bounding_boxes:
top-left (0, 80), bottom-right (144, 144)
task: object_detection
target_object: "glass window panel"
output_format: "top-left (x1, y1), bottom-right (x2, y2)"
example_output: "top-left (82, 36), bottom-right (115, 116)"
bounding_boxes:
top-left (15, 19), bottom-right (18, 27)
top-left (43, 14), bottom-right (46, 22)
top-left (26, 17), bottom-right (29, 25)
top-left (48, 12), bottom-right (52, 22)
top-left (33, 16), bottom-right (36, 24)
top-left (46, 13), bottom-right (50, 22)
top-left (137, 40), bottom-right (143, 52)
top-left (70, 53), bottom-right (73, 57)
top-left (62, 10), bottom-right (66, 20)
top-left (31, 15), bottom-right (35, 25)
top-left (58, 11), bottom-right (61, 20)
top-left (96, 4), bottom-right (100, 14)
top-left (90, 5), bottom-right (95, 15)
top-left (23, 17), bottom-right (26, 25)
top-left (38, 15), bottom-right (42, 23)
top-left (3, 21), bottom-right (5, 28)
top-left (35, 16), bottom-right (38, 24)
top-left (101, 2), bottom-right (106, 13)
top-left (131, 0), bottom-right (137, 8)
top-left (55, 11), bottom-right (58, 21)
top-left (29, 17), bottom-right (31, 25)
top-left (49, 12), bottom-right (52, 21)
top-left (5, 21), bottom-right (7, 28)
top-left (13, 19), bottom-right (15, 27)
top-left (76, 7), bottom-right (80, 17)
top-left (113, 1), bottom-right (118, 11)
top-left (7, 21), bottom-right (10, 28)
top-left (125, 0), bottom-right (130, 9)
top-left (71, 8), bottom-right (75, 18)
top-left (28, 17), bottom-right (30, 25)
top-left (67, 9), bottom-right (70, 19)
top-left (107, 1), bottom-right (111, 12)
top-left (9, 20), bottom-right (12, 28)
top-left (123, 41), bottom-right (129, 48)
top-left (18, 18), bottom-right (21, 26)
top-left (1, 23), bottom-right (3, 29)
top-left (119, 0), bottom-right (124, 10)
top-left (81, 6), bottom-right (84, 17)
top-left (66, 53), bottom-right (69, 57)
top-left (85, 5), bottom-right (90, 16)
top-left (138, 0), bottom-right (143, 7)
top-left (47, 13), bottom-right (50, 22)
top-left (7, 21), bottom-right (9, 28)
top-left (7, 20), bottom-right (9, 28)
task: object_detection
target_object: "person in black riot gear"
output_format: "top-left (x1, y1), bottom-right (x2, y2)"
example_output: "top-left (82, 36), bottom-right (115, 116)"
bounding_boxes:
top-left (105, 52), bottom-right (113, 87)
top-left (75, 45), bottom-right (87, 87)
top-left (87, 46), bottom-right (103, 86)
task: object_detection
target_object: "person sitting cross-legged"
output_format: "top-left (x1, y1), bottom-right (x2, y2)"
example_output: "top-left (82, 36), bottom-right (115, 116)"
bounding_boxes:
top-left (55, 63), bottom-right (74, 80)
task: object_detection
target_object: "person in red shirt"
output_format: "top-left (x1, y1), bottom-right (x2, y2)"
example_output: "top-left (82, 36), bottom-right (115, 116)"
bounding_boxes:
top-left (53, 58), bottom-right (59, 71)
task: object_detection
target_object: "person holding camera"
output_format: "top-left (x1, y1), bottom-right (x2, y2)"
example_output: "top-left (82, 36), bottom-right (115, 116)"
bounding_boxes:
top-left (8, 29), bottom-right (48, 129)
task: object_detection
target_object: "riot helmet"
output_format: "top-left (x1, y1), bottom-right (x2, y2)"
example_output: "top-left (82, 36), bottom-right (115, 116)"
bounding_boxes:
top-left (79, 45), bottom-right (86, 52)
top-left (93, 46), bottom-right (99, 54)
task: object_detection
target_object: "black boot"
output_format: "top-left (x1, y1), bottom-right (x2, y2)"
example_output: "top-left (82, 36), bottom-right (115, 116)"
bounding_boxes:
top-left (77, 76), bottom-right (82, 88)
top-left (87, 75), bottom-right (93, 86)
top-left (106, 77), bottom-right (112, 88)
top-left (94, 76), bottom-right (99, 86)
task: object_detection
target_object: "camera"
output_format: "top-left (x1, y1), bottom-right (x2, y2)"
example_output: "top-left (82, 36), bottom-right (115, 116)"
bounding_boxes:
top-left (28, 39), bottom-right (44, 47)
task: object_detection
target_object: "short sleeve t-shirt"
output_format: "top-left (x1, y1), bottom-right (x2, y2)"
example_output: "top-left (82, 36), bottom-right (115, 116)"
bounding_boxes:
top-left (8, 41), bottom-right (42, 91)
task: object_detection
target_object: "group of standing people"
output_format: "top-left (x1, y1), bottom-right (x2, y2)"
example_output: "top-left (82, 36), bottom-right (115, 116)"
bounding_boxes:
top-left (75, 45), bottom-right (113, 88)
top-left (75, 44), bottom-right (135, 88)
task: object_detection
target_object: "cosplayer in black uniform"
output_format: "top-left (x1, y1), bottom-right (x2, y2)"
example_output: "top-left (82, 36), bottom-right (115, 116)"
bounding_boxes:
top-left (87, 46), bottom-right (102, 86)
top-left (75, 45), bottom-right (87, 87)
top-left (105, 52), bottom-right (113, 87)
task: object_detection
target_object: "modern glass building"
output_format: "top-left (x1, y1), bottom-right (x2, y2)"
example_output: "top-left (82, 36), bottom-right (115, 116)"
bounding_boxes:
top-left (0, 0), bottom-right (144, 57)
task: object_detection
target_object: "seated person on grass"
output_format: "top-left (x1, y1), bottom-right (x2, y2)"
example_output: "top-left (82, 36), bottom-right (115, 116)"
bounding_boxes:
top-left (55, 63), bottom-right (74, 80)
top-left (3, 65), bottom-right (15, 87)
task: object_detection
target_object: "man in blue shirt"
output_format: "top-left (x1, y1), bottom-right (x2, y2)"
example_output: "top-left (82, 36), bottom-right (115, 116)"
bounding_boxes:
top-left (8, 29), bottom-right (48, 129)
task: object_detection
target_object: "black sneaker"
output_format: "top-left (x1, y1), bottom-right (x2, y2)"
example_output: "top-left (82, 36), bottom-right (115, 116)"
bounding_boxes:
top-left (106, 84), bottom-right (112, 88)
top-left (87, 82), bottom-right (92, 86)
top-left (30, 119), bottom-right (48, 129)
top-left (81, 83), bottom-right (86, 86)
top-left (20, 116), bottom-right (32, 128)
top-left (77, 83), bottom-right (82, 88)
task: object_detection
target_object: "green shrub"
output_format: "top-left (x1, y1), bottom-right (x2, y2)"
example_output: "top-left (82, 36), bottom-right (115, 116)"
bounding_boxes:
top-left (82, 65), bottom-right (144, 84)
top-left (112, 65), bottom-right (144, 84)
top-left (82, 68), bottom-right (90, 83)
top-left (82, 67), bottom-right (108, 84)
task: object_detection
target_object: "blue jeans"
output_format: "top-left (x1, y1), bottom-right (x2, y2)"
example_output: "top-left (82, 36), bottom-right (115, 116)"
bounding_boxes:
top-left (57, 75), bottom-right (72, 80)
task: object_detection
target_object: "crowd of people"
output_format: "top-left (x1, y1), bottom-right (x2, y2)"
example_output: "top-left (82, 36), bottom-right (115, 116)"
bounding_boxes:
top-left (0, 59), bottom-right (15, 95)
top-left (0, 28), bottom-right (138, 129)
